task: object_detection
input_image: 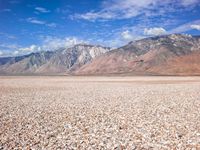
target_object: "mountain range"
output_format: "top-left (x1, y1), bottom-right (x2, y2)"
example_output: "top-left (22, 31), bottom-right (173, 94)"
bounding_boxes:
top-left (0, 34), bottom-right (200, 75)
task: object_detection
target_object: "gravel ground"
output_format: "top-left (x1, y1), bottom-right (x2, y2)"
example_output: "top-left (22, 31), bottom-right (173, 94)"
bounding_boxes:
top-left (0, 76), bottom-right (200, 149)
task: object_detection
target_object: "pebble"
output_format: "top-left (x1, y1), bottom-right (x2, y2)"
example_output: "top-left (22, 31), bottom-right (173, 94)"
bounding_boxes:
top-left (0, 76), bottom-right (200, 149)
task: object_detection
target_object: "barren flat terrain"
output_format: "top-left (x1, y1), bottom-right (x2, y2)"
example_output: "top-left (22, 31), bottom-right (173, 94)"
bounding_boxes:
top-left (0, 76), bottom-right (200, 149)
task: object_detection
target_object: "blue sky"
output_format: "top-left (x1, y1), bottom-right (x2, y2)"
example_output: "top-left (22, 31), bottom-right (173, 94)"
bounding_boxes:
top-left (0, 0), bottom-right (200, 56)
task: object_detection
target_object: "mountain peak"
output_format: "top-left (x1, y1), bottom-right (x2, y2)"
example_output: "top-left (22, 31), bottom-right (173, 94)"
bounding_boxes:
top-left (76, 34), bottom-right (200, 75)
top-left (0, 43), bottom-right (110, 75)
top-left (0, 34), bottom-right (200, 75)
top-left (74, 43), bottom-right (110, 49)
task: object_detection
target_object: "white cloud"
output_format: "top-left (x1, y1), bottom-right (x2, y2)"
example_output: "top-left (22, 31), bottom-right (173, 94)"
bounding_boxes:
top-left (181, 0), bottom-right (199, 6)
top-left (27, 18), bottom-right (46, 25)
top-left (0, 32), bottom-right (16, 39)
top-left (0, 45), bottom-right (41, 56)
top-left (1, 9), bottom-right (12, 12)
top-left (99, 34), bottom-right (144, 48)
top-left (0, 43), bottom-right (19, 49)
top-left (121, 30), bottom-right (134, 40)
top-left (26, 18), bottom-right (56, 28)
top-left (74, 0), bottom-right (153, 20)
top-left (35, 7), bottom-right (50, 13)
top-left (190, 24), bottom-right (200, 31)
top-left (47, 23), bottom-right (57, 28)
top-left (0, 51), bottom-right (3, 56)
top-left (0, 49), bottom-right (19, 57)
top-left (19, 45), bottom-right (41, 52)
top-left (42, 36), bottom-right (86, 50)
top-left (74, 0), bottom-right (199, 21)
top-left (96, 28), bottom-right (145, 48)
top-left (74, 11), bottom-right (116, 21)
top-left (0, 36), bottom-right (87, 57)
top-left (13, 51), bottom-right (19, 55)
top-left (0, 44), bottom-right (40, 56)
top-left (144, 27), bottom-right (167, 36)
top-left (169, 20), bottom-right (200, 33)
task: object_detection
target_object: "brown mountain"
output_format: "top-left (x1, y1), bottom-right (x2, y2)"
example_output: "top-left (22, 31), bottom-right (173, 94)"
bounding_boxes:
top-left (149, 51), bottom-right (200, 75)
top-left (75, 34), bottom-right (200, 75)
top-left (0, 44), bottom-right (110, 75)
top-left (0, 34), bottom-right (200, 75)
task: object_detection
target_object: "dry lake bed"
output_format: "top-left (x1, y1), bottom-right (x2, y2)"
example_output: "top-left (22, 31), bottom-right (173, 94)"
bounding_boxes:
top-left (0, 76), bottom-right (200, 149)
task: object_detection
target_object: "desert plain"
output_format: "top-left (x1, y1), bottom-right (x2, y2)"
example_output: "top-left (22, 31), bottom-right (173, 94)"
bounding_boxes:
top-left (0, 76), bottom-right (200, 149)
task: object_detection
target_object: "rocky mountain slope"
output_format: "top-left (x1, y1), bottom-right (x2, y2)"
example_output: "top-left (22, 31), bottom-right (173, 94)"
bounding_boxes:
top-left (0, 44), bottom-right (110, 75)
top-left (76, 34), bottom-right (200, 75)
top-left (0, 34), bottom-right (200, 75)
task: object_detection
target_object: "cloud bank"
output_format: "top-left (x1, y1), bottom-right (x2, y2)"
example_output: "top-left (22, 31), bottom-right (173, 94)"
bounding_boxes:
top-left (74, 0), bottom-right (199, 21)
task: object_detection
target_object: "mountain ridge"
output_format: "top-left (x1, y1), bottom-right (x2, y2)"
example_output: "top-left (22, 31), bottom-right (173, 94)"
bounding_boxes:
top-left (0, 34), bottom-right (200, 75)
top-left (75, 34), bottom-right (200, 75)
top-left (0, 44), bottom-right (110, 75)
